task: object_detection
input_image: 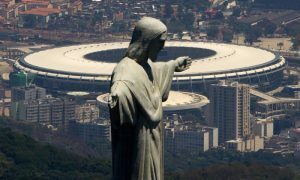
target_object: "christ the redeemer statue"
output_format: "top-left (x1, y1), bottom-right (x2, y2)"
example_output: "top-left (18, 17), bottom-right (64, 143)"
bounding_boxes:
top-left (109, 17), bottom-right (192, 180)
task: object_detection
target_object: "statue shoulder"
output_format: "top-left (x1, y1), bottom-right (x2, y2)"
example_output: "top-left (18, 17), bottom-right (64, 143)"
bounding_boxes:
top-left (109, 81), bottom-right (132, 108)
top-left (112, 58), bottom-right (133, 73)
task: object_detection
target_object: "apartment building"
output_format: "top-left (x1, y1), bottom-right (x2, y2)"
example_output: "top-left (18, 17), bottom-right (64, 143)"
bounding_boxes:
top-left (208, 81), bottom-right (251, 144)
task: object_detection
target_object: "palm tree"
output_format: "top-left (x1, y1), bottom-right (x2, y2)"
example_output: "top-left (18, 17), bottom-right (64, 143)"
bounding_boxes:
top-left (277, 42), bottom-right (284, 51)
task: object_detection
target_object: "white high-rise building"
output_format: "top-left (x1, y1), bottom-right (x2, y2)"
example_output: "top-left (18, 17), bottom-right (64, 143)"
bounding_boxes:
top-left (208, 81), bottom-right (250, 144)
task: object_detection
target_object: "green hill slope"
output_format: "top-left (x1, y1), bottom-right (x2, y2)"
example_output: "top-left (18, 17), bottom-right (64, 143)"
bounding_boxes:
top-left (0, 128), bottom-right (111, 179)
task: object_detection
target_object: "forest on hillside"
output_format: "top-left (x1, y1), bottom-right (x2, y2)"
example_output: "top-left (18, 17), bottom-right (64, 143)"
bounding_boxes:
top-left (0, 128), bottom-right (111, 179)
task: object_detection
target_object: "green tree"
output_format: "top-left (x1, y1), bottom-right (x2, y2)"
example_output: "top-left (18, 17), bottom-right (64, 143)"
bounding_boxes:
top-left (0, 127), bottom-right (111, 179)
top-left (277, 42), bottom-right (284, 50)
top-left (244, 27), bottom-right (262, 45)
top-left (215, 11), bottom-right (224, 19)
top-left (293, 33), bottom-right (300, 50)
top-left (263, 21), bottom-right (276, 35)
top-left (181, 12), bottom-right (195, 31)
top-left (111, 21), bottom-right (128, 33)
top-left (223, 29), bottom-right (234, 43)
top-left (168, 18), bottom-right (185, 33)
top-left (92, 11), bottom-right (104, 25)
top-left (232, 8), bottom-right (241, 17)
top-left (164, 4), bottom-right (174, 18)
top-left (207, 26), bottom-right (219, 40)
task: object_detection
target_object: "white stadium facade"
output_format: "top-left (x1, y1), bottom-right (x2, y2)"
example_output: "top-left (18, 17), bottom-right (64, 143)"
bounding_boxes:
top-left (96, 91), bottom-right (210, 120)
top-left (13, 41), bottom-right (286, 92)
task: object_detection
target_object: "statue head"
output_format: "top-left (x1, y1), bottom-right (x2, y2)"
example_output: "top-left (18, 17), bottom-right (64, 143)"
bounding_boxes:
top-left (125, 17), bottom-right (167, 62)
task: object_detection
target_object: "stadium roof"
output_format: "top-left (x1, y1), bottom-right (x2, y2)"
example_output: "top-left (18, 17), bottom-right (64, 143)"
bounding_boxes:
top-left (96, 91), bottom-right (209, 111)
top-left (17, 41), bottom-right (277, 78)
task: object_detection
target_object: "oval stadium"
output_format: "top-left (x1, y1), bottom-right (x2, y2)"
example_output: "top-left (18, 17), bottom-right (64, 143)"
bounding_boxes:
top-left (96, 91), bottom-right (210, 120)
top-left (13, 41), bottom-right (286, 92)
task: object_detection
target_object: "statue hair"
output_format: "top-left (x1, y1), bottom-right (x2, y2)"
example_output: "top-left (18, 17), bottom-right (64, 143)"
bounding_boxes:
top-left (124, 17), bottom-right (167, 60)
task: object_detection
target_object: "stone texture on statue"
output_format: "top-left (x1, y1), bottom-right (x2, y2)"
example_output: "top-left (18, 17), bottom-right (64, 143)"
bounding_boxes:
top-left (109, 17), bottom-right (191, 180)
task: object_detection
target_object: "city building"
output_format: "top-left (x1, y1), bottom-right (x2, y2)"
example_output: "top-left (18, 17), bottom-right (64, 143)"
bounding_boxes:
top-left (253, 117), bottom-right (274, 138)
top-left (38, 99), bottom-right (51, 124)
top-left (226, 139), bottom-right (244, 151)
top-left (283, 84), bottom-right (300, 96)
top-left (289, 128), bottom-right (300, 140)
top-left (11, 85), bottom-right (46, 102)
top-left (69, 119), bottom-right (111, 142)
top-left (165, 126), bottom-right (210, 154)
top-left (226, 136), bottom-right (264, 152)
top-left (164, 115), bottom-right (218, 154)
top-left (68, 118), bottom-right (111, 154)
top-left (11, 96), bottom-right (75, 130)
top-left (208, 81), bottom-right (251, 144)
top-left (5, 48), bottom-right (26, 60)
top-left (0, 0), bottom-right (15, 19)
top-left (22, 0), bottom-right (53, 10)
top-left (63, 99), bottom-right (76, 131)
top-left (75, 103), bottom-right (99, 123)
top-left (0, 0), bottom-right (25, 21)
top-left (49, 98), bottom-right (64, 128)
top-left (68, 0), bottom-right (82, 15)
top-left (19, 7), bottom-right (62, 28)
top-left (255, 97), bottom-right (300, 119)
top-left (264, 135), bottom-right (295, 155)
top-left (17, 99), bottom-right (39, 122)
top-left (203, 126), bottom-right (219, 148)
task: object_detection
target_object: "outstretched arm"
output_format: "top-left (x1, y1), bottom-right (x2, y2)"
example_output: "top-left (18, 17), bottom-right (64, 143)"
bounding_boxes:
top-left (174, 56), bottom-right (192, 72)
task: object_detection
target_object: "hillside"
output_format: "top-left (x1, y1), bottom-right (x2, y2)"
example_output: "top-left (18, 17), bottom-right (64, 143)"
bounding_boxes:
top-left (0, 128), bottom-right (111, 179)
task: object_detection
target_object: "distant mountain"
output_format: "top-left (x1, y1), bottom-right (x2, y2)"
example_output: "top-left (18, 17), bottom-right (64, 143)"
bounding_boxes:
top-left (0, 128), bottom-right (111, 179)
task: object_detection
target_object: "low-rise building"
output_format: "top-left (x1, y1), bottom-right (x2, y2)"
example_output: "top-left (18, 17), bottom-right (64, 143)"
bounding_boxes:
top-left (253, 117), bottom-right (274, 138)
top-left (19, 7), bottom-right (62, 28)
top-left (225, 136), bottom-right (264, 152)
top-left (69, 119), bottom-right (111, 142)
top-left (12, 85), bottom-right (46, 102)
top-left (164, 117), bottom-right (218, 154)
top-left (22, 0), bottom-right (53, 10)
top-left (75, 103), bottom-right (99, 123)
top-left (203, 126), bottom-right (219, 147)
top-left (11, 96), bottom-right (75, 130)
top-left (226, 139), bottom-right (244, 151)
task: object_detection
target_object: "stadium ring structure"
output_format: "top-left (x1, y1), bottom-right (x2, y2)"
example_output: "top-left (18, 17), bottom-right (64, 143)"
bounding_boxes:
top-left (13, 41), bottom-right (286, 92)
top-left (96, 91), bottom-right (210, 120)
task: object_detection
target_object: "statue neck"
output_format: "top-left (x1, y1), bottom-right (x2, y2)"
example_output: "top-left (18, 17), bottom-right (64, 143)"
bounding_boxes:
top-left (134, 51), bottom-right (149, 65)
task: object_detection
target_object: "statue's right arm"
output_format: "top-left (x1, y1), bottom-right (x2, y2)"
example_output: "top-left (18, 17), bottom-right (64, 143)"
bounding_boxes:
top-left (109, 81), bottom-right (137, 127)
top-left (174, 56), bottom-right (192, 72)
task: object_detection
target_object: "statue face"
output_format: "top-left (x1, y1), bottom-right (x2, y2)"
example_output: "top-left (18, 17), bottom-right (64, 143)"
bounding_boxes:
top-left (148, 32), bottom-right (167, 61)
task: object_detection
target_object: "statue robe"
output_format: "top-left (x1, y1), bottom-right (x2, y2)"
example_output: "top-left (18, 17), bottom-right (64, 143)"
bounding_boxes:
top-left (109, 57), bottom-right (175, 180)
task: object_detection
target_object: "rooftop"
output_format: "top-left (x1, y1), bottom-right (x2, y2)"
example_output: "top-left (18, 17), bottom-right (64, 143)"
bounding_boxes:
top-left (21, 0), bottom-right (50, 4)
top-left (18, 41), bottom-right (277, 78)
top-left (96, 91), bottom-right (209, 111)
top-left (20, 8), bottom-right (61, 16)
